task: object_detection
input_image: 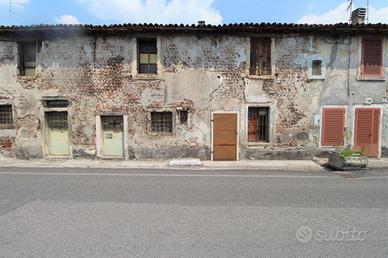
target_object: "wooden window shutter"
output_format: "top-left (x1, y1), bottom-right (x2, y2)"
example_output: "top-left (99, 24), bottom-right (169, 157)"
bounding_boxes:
top-left (354, 108), bottom-right (381, 157)
top-left (362, 37), bottom-right (383, 77)
top-left (250, 37), bottom-right (271, 76)
top-left (321, 108), bottom-right (345, 146)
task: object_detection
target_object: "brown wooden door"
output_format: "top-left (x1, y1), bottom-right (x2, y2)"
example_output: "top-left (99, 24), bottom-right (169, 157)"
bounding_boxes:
top-left (354, 108), bottom-right (381, 157)
top-left (213, 113), bottom-right (238, 161)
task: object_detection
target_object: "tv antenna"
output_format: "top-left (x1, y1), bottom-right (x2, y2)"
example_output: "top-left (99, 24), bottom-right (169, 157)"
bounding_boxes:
top-left (347, 0), bottom-right (353, 23)
top-left (366, 0), bottom-right (370, 24)
top-left (9, 0), bottom-right (27, 23)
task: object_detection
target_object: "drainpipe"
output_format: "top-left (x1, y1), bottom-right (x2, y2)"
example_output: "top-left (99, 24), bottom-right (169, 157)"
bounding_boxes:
top-left (347, 36), bottom-right (352, 98)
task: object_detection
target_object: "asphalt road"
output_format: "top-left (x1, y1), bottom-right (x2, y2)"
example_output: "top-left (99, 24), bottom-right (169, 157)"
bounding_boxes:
top-left (0, 167), bottom-right (388, 257)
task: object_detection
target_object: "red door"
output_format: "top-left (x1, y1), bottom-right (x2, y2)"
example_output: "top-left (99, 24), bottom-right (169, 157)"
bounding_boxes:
top-left (213, 113), bottom-right (237, 161)
top-left (354, 108), bottom-right (381, 157)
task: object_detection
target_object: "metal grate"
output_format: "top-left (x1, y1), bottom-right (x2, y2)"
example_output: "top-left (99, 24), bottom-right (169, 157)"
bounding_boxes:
top-left (46, 111), bottom-right (68, 129)
top-left (151, 112), bottom-right (172, 133)
top-left (248, 107), bottom-right (269, 142)
top-left (101, 116), bottom-right (123, 130)
top-left (0, 105), bottom-right (13, 128)
top-left (45, 99), bottom-right (69, 108)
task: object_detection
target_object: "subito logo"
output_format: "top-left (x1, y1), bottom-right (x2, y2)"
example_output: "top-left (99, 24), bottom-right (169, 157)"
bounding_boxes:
top-left (296, 226), bottom-right (313, 244)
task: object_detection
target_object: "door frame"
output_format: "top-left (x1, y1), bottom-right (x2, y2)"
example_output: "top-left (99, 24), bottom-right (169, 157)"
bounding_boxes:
top-left (96, 114), bottom-right (129, 159)
top-left (211, 111), bottom-right (240, 161)
top-left (41, 108), bottom-right (72, 158)
top-left (351, 105), bottom-right (383, 158)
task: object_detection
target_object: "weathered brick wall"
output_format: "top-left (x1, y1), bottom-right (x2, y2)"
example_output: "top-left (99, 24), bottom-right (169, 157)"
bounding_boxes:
top-left (0, 33), bottom-right (387, 160)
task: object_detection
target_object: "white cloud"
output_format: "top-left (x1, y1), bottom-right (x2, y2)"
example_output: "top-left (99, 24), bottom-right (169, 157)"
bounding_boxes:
top-left (55, 14), bottom-right (80, 24)
top-left (79, 0), bottom-right (222, 24)
top-left (368, 6), bottom-right (388, 24)
top-left (298, 2), bottom-right (350, 24)
top-left (298, 2), bottom-right (388, 24)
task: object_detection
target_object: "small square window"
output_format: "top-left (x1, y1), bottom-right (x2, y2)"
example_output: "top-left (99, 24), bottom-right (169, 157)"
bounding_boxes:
top-left (179, 110), bottom-right (188, 125)
top-left (138, 39), bottom-right (157, 74)
top-left (151, 112), bottom-right (172, 133)
top-left (18, 42), bottom-right (37, 77)
top-left (312, 60), bottom-right (322, 76)
top-left (0, 105), bottom-right (13, 129)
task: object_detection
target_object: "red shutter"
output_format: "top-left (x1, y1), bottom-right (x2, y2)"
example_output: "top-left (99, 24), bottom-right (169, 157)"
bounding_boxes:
top-left (321, 108), bottom-right (345, 146)
top-left (362, 37), bottom-right (383, 77)
top-left (354, 108), bottom-right (380, 157)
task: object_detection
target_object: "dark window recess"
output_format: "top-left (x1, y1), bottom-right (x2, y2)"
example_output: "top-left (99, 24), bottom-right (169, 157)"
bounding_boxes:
top-left (151, 112), bottom-right (172, 133)
top-left (44, 99), bottom-right (69, 108)
top-left (248, 107), bottom-right (269, 142)
top-left (361, 37), bottom-right (383, 77)
top-left (312, 60), bottom-right (322, 76)
top-left (138, 39), bottom-right (157, 74)
top-left (18, 42), bottom-right (37, 76)
top-left (250, 37), bottom-right (272, 76)
top-left (179, 110), bottom-right (188, 125)
top-left (0, 105), bottom-right (13, 128)
top-left (45, 112), bottom-right (68, 129)
top-left (101, 116), bottom-right (124, 130)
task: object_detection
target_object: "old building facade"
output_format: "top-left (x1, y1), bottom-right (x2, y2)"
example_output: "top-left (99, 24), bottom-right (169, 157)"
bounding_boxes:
top-left (0, 23), bottom-right (387, 160)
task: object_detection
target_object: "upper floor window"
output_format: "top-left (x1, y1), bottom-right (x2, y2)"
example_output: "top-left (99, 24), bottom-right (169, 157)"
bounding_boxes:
top-left (0, 105), bottom-right (13, 129)
top-left (138, 39), bottom-right (157, 74)
top-left (18, 42), bottom-right (37, 77)
top-left (250, 37), bottom-right (272, 76)
top-left (361, 37), bottom-right (383, 78)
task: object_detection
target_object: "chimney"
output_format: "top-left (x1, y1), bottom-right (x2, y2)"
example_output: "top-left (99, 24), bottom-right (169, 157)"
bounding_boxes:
top-left (197, 21), bottom-right (206, 26)
top-left (351, 8), bottom-right (366, 25)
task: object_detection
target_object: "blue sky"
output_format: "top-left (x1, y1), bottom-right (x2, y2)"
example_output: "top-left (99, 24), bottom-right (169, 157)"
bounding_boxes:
top-left (0, 0), bottom-right (387, 25)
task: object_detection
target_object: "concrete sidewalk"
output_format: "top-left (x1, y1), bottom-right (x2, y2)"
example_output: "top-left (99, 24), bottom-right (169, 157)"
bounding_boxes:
top-left (0, 157), bottom-right (387, 172)
top-left (0, 157), bottom-right (323, 172)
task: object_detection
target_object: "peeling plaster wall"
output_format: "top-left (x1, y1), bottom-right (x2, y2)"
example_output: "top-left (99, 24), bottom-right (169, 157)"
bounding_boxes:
top-left (0, 33), bottom-right (387, 160)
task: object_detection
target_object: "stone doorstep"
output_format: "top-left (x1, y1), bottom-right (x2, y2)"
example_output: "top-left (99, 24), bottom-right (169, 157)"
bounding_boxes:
top-left (168, 158), bottom-right (203, 167)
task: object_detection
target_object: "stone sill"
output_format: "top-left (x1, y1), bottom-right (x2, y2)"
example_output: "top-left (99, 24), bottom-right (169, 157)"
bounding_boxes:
top-left (245, 142), bottom-right (271, 148)
top-left (0, 126), bottom-right (15, 130)
top-left (147, 132), bottom-right (174, 137)
top-left (247, 75), bottom-right (275, 80)
top-left (133, 74), bottom-right (160, 80)
top-left (357, 75), bottom-right (386, 82)
top-left (16, 75), bottom-right (37, 80)
top-left (307, 75), bottom-right (325, 80)
top-left (45, 156), bottom-right (71, 160)
top-left (99, 156), bottom-right (125, 160)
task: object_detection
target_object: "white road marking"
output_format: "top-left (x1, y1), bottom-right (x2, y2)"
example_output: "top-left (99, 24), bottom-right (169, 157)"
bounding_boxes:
top-left (0, 171), bottom-right (337, 179)
top-left (352, 176), bottom-right (388, 180)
